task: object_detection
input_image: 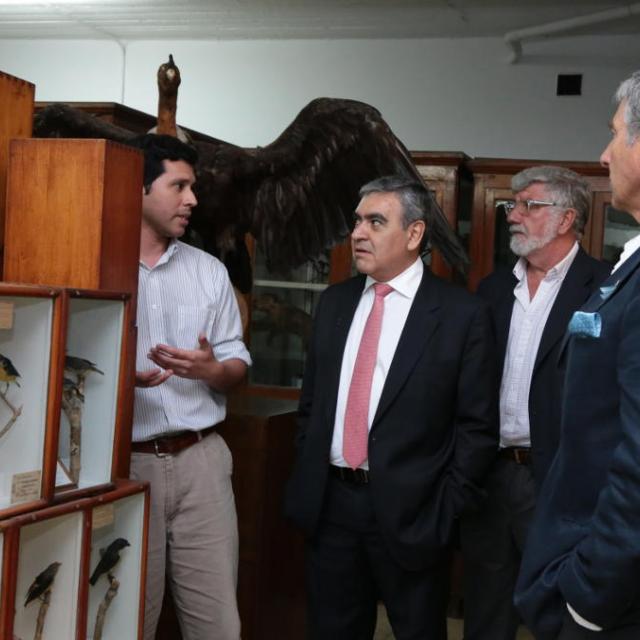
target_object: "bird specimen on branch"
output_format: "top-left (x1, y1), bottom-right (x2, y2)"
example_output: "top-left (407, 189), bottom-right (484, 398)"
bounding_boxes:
top-left (89, 538), bottom-right (130, 586)
top-left (34, 56), bottom-right (467, 292)
top-left (24, 561), bottom-right (62, 607)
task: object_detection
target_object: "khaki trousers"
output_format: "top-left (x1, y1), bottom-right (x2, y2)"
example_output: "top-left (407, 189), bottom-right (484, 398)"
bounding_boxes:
top-left (130, 431), bottom-right (240, 640)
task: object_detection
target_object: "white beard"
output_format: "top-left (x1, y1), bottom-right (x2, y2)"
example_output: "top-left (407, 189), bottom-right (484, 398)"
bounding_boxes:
top-left (509, 214), bottom-right (562, 257)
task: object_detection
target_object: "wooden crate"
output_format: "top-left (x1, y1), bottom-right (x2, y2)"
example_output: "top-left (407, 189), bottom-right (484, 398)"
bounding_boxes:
top-left (4, 138), bottom-right (142, 297)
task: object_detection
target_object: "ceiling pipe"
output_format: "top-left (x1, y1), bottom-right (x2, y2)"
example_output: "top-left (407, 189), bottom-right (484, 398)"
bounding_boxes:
top-left (505, 3), bottom-right (640, 63)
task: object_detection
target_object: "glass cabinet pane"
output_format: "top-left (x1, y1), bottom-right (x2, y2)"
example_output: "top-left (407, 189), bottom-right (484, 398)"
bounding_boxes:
top-left (493, 200), bottom-right (517, 271)
top-left (249, 243), bottom-right (329, 388)
top-left (602, 205), bottom-right (639, 264)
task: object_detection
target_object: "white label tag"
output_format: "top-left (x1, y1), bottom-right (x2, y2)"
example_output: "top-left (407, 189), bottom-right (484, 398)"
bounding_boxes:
top-left (92, 503), bottom-right (115, 529)
top-left (11, 469), bottom-right (41, 504)
top-left (0, 302), bottom-right (14, 330)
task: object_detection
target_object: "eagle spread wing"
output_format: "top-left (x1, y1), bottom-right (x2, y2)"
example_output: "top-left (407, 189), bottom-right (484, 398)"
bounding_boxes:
top-left (34, 97), bottom-right (467, 291)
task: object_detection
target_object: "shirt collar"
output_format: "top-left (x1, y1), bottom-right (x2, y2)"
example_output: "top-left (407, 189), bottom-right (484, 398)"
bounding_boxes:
top-left (140, 239), bottom-right (179, 270)
top-left (364, 257), bottom-right (423, 299)
top-left (613, 232), bottom-right (640, 272)
top-left (512, 241), bottom-right (579, 284)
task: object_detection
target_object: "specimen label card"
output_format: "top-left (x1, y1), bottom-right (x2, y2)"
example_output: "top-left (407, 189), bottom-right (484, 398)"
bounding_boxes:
top-left (11, 470), bottom-right (41, 503)
top-left (93, 503), bottom-right (115, 529)
top-left (0, 302), bottom-right (14, 329)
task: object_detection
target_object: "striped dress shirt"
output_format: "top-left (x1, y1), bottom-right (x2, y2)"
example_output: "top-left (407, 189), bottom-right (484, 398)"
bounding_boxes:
top-left (133, 240), bottom-right (251, 442)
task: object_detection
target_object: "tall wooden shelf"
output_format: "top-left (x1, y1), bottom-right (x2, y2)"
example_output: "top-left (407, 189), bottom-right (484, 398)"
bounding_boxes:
top-left (0, 72), bottom-right (148, 639)
top-left (0, 71), bottom-right (34, 275)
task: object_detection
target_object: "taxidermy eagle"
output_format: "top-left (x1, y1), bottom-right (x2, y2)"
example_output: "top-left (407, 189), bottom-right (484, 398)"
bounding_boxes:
top-left (34, 55), bottom-right (467, 292)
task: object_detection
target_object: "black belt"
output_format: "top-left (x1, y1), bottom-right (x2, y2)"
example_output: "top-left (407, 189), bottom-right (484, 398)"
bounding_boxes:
top-left (132, 425), bottom-right (217, 457)
top-left (498, 447), bottom-right (532, 466)
top-left (330, 465), bottom-right (370, 484)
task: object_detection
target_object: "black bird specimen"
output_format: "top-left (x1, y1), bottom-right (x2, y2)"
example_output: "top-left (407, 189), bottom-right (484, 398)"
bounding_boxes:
top-left (34, 56), bottom-right (467, 293)
top-left (89, 538), bottom-right (130, 586)
top-left (65, 356), bottom-right (104, 376)
top-left (24, 561), bottom-right (62, 606)
top-left (0, 352), bottom-right (20, 391)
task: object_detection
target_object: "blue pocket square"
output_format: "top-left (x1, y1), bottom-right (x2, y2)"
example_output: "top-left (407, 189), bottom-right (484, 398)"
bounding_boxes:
top-left (568, 311), bottom-right (601, 338)
top-left (599, 282), bottom-right (619, 300)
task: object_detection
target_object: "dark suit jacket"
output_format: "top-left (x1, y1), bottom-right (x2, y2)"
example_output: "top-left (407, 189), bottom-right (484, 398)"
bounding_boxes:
top-left (515, 247), bottom-right (640, 638)
top-left (284, 267), bottom-right (499, 571)
top-left (477, 247), bottom-right (610, 486)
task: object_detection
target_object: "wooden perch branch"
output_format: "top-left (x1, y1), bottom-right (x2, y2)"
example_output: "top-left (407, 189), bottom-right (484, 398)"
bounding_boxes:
top-left (93, 573), bottom-right (120, 640)
top-left (34, 590), bottom-right (51, 640)
top-left (0, 387), bottom-right (22, 439)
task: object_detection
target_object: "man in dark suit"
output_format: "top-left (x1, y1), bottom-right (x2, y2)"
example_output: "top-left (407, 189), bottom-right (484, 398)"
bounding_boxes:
top-left (461, 166), bottom-right (610, 640)
top-left (515, 70), bottom-right (640, 639)
top-left (285, 175), bottom-right (498, 639)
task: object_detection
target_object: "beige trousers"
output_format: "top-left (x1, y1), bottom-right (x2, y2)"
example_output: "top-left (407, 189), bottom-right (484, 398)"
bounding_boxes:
top-left (130, 431), bottom-right (240, 640)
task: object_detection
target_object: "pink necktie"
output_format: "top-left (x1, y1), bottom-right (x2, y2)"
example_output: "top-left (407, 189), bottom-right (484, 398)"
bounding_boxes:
top-left (343, 282), bottom-right (394, 469)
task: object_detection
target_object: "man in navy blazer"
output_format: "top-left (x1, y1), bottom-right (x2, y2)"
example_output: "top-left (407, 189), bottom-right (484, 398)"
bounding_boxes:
top-left (515, 71), bottom-right (640, 639)
top-left (285, 176), bottom-right (498, 639)
top-left (461, 166), bottom-right (610, 640)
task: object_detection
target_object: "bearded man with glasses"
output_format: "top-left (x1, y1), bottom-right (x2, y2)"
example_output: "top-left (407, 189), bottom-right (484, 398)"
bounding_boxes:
top-left (460, 165), bottom-right (610, 640)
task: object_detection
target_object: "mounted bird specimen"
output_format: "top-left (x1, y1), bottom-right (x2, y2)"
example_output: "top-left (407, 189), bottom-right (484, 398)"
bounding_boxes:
top-left (34, 56), bottom-right (467, 292)
top-left (24, 561), bottom-right (62, 607)
top-left (0, 352), bottom-right (22, 440)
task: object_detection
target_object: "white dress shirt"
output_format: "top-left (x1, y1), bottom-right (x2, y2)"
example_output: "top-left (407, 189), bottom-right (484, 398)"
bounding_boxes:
top-left (499, 242), bottom-right (578, 448)
top-left (612, 231), bottom-right (640, 273)
top-left (133, 240), bottom-right (251, 442)
top-left (330, 258), bottom-right (423, 468)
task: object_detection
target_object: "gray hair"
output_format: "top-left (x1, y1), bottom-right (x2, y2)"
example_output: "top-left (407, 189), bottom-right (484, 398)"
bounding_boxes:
top-left (615, 71), bottom-right (640, 144)
top-left (511, 165), bottom-right (591, 238)
top-left (359, 175), bottom-right (431, 228)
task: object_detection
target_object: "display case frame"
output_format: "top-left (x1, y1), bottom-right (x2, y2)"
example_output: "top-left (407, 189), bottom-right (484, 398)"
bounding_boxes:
top-left (0, 479), bottom-right (148, 640)
top-left (54, 289), bottom-right (133, 500)
top-left (0, 283), bottom-right (65, 520)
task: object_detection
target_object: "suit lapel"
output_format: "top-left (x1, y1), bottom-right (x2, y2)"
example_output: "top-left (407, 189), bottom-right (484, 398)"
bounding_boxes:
top-left (534, 250), bottom-right (596, 373)
top-left (372, 270), bottom-right (440, 425)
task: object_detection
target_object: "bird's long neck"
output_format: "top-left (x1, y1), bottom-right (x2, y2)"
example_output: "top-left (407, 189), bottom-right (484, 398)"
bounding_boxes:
top-left (157, 90), bottom-right (177, 136)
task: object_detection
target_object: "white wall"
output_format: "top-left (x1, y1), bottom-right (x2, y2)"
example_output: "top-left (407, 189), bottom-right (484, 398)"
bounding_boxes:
top-left (1, 35), bottom-right (639, 161)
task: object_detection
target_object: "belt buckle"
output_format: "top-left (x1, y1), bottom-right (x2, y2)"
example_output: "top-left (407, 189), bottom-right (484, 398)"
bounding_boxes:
top-left (514, 448), bottom-right (527, 464)
top-left (153, 438), bottom-right (170, 458)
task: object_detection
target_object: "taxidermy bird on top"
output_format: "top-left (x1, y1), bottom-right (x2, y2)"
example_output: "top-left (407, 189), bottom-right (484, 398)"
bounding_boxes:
top-left (35, 55), bottom-right (467, 293)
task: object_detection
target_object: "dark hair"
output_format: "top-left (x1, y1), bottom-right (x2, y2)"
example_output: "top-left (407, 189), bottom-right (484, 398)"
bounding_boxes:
top-left (128, 134), bottom-right (198, 193)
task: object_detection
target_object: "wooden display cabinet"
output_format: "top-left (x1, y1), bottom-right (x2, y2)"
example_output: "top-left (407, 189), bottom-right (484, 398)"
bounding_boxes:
top-left (0, 479), bottom-right (148, 640)
top-left (0, 283), bottom-right (65, 520)
top-left (0, 71), bottom-right (34, 274)
top-left (55, 289), bottom-right (135, 497)
top-left (34, 101), bottom-right (227, 146)
top-left (412, 151), bottom-right (472, 283)
top-left (3, 138), bottom-right (142, 299)
top-left (466, 158), bottom-right (617, 291)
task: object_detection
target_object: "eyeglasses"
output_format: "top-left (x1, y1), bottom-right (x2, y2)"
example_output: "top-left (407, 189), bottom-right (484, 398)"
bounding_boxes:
top-left (503, 199), bottom-right (559, 216)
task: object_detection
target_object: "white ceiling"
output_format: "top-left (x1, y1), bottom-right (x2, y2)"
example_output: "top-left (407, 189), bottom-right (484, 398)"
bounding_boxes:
top-left (0, 0), bottom-right (639, 40)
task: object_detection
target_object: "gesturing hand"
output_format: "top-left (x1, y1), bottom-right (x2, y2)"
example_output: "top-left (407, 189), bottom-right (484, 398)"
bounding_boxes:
top-left (136, 368), bottom-right (173, 388)
top-left (148, 334), bottom-right (219, 382)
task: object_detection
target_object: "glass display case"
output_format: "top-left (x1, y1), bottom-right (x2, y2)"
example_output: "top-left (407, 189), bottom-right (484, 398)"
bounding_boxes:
top-left (248, 243), bottom-right (330, 389)
top-left (56, 292), bottom-right (126, 493)
top-left (0, 285), bottom-right (63, 519)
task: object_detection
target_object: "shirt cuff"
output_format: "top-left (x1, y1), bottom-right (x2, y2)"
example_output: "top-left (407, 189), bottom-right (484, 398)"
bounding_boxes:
top-left (567, 602), bottom-right (603, 631)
